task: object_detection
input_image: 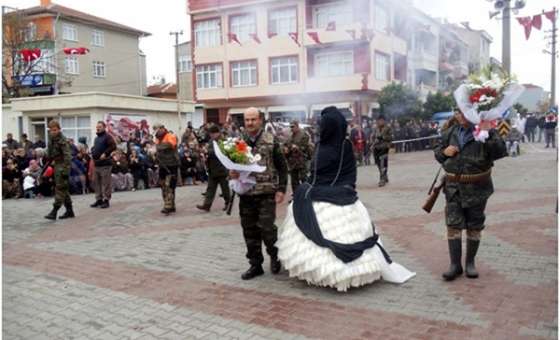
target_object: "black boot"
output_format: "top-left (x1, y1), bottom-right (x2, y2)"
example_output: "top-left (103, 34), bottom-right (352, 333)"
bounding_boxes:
top-left (90, 200), bottom-right (102, 208)
top-left (59, 203), bottom-right (75, 219)
top-left (270, 256), bottom-right (281, 274)
top-left (44, 205), bottom-right (61, 220)
top-left (241, 265), bottom-right (264, 280)
top-left (442, 239), bottom-right (463, 281)
top-left (465, 239), bottom-right (480, 279)
top-left (196, 204), bottom-right (210, 212)
top-left (99, 200), bottom-right (110, 209)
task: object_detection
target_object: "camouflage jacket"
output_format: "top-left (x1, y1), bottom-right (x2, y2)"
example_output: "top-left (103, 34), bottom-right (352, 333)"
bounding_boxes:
top-left (372, 125), bottom-right (393, 154)
top-left (285, 130), bottom-right (311, 170)
top-left (434, 124), bottom-right (507, 208)
top-left (47, 133), bottom-right (71, 171)
top-left (242, 129), bottom-right (288, 195)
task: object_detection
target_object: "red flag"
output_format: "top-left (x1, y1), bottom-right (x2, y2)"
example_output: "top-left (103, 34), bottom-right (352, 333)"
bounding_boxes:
top-left (346, 29), bottom-right (356, 40)
top-left (288, 32), bottom-right (300, 46)
top-left (249, 33), bottom-right (261, 44)
top-left (268, 32), bottom-right (277, 39)
top-left (532, 14), bottom-right (542, 30)
top-left (19, 49), bottom-right (31, 62)
top-left (517, 16), bottom-right (532, 40)
top-left (77, 47), bottom-right (89, 55)
top-left (544, 9), bottom-right (557, 23)
top-left (307, 31), bottom-right (321, 44)
top-left (30, 48), bottom-right (41, 60)
top-left (326, 21), bottom-right (336, 31)
top-left (227, 33), bottom-right (241, 45)
top-left (64, 47), bottom-right (89, 55)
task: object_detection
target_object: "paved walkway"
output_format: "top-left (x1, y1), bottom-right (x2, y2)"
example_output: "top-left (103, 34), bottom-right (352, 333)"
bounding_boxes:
top-left (3, 145), bottom-right (557, 340)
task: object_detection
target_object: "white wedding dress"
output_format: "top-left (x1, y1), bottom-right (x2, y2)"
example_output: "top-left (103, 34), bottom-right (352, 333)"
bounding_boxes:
top-left (277, 199), bottom-right (415, 292)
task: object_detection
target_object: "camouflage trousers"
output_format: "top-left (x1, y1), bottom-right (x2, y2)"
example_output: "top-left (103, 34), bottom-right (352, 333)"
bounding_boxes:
top-left (289, 168), bottom-right (307, 194)
top-left (159, 166), bottom-right (177, 210)
top-left (54, 166), bottom-right (72, 207)
top-left (2, 179), bottom-right (21, 199)
top-left (239, 193), bottom-right (278, 266)
top-left (445, 197), bottom-right (487, 231)
top-left (203, 175), bottom-right (230, 208)
top-left (374, 151), bottom-right (389, 182)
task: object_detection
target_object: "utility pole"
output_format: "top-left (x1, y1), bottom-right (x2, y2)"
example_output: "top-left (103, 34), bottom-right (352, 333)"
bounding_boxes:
top-left (170, 30), bottom-right (183, 132)
top-left (502, 1), bottom-right (512, 74)
top-left (543, 7), bottom-right (558, 108)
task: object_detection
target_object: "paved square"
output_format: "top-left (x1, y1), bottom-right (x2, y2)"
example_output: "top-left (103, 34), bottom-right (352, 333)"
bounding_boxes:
top-left (3, 146), bottom-right (557, 340)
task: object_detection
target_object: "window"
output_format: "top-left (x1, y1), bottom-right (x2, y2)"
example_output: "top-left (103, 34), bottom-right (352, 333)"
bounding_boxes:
top-left (61, 116), bottom-right (91, 144)
top-left (93, 61), bottom-right (105, 77)
top-left (271, 56), bottom-right (298, 84)
top-left (92, 30), bottom-right (104, 47)
top-left (179, 55), bottom-right (192, 73)
top-left (231, 60), bottom-right (257, 87)
top-left (24, 23), bottom-right (37, 42)
top-left (230, 14), bottom-right (256, 42)
top-left (375, 52), bottom-right (390, 81)
top-left (62, 23), bottom-right (78, 41)
top-left (36, 49), bottom-right (55, 74)
top-left (65, 56), bottom-right (79, 74)
top-left (269, 7), bottom-right (296, 36)
top-left (315, 51), bottom-right (353, 77)
top-left (374, 5), bottom-right (389, 33)
top-left (313, 3), bottom-right (352, 28)
top-left (196, 64), bottom-right (223, 89)
top-left (194, 19), bottom-right (221, 47)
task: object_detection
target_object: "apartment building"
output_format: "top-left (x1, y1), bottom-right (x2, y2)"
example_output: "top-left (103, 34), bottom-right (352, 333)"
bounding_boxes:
top-left (188, 0), bottom-right (408, 125)
top-left (178, 41), bottom-right (194, 101)
top-left (4, 0), bottom-right (150, 96)
top-left (445, 23), bottom-right (493, 74)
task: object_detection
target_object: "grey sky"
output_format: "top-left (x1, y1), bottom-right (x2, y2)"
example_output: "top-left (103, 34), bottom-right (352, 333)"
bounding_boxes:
top-left (4, 0), bottom-right (558, 100)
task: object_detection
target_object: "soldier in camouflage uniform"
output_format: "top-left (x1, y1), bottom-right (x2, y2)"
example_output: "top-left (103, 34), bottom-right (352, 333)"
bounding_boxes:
top-left (154, 123), bottom-right (180, 215)
top-left (371, 115), bottom-right (392, 187)
top-left (434, 110), bottom-right (507, 281)
top-left (284, 121), bottom-right (312, 194)
top-left (45, 120), bottom-right (75, 220)
top-left (230, 108), bottom-right (288, 280)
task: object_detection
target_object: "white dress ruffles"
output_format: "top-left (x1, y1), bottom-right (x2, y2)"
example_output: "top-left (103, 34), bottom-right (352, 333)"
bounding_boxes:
top-left (277, 200), bottom-right (415, 292)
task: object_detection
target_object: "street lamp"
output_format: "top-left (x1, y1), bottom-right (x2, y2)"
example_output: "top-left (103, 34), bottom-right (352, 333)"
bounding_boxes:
top-left (488, 0), bottom-right (527, 75)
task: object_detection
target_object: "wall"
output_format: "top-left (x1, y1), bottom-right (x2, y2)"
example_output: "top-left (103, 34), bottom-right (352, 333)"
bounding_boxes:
top-left (2, 104), bottom-right (23, 140)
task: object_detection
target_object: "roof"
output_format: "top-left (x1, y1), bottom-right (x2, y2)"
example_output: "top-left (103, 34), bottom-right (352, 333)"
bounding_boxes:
top-left (20, 3), bottom-right (150, 36)
top-left (147, 83), bottom-right (177, 96)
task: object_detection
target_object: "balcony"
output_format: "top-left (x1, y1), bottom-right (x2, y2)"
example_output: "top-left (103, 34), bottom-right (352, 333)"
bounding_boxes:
top-left (410, 49), bottom-right (438, 72)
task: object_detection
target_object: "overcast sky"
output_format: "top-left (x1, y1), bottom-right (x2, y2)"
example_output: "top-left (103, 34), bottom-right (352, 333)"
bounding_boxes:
top-left (4, 0), bottom-right (558, 100)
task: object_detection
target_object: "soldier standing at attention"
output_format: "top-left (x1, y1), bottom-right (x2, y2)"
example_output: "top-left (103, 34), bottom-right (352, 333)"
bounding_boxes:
top-left (230, 107), bottom-right (288, 280)
top-left (196, 124), bottom-right (231, 212)
top-left (45, 120), bottom-right (74, 220)
top-left (284, 121), bottom-right (311, 194)
top-left (372, 115), bottom-right (392, 187)
top-left (434, 109), bottom-right (507, 281)
top-left (154, 123), bottom-right (180, 215)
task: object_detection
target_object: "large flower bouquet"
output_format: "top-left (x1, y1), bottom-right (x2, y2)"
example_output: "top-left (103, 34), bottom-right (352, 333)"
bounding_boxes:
top-left (214, 138), bottom-right (265, 194)
top-left (454, 65), bottom-right (524, 142)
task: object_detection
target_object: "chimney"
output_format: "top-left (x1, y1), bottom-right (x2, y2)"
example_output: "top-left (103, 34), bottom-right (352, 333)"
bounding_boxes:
top-left (40, 0), bottom-right (51, 7)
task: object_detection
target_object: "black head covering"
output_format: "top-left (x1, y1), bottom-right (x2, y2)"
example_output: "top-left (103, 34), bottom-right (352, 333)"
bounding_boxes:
top-left (309, 106), bottom-right (356, 188)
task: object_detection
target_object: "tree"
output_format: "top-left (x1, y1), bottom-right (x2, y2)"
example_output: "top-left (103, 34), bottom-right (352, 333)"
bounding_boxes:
top-left (513, 103), bottom-right (529, 115)
top-left (377, 82), bottom-right (423, 119)
top-left (423, 91), bottom-right (455, 117)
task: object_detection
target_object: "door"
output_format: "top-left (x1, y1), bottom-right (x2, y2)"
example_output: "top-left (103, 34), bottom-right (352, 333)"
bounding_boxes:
top-left (206, 109), bottom-right (219, 124)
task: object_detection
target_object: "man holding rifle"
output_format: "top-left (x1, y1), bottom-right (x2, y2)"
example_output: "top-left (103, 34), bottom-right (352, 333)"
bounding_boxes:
top-left (154, 123), bottom-right (179, 215)
top-left (432, 109), bottom-right (507, 281)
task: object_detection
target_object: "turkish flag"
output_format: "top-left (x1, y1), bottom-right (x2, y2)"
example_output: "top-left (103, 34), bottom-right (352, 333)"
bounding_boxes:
top-left (31, 48), bottom-right (41, 60)
top-left (227, 33), bottom-right (241, 45)
top-left (19, 48), bottom-right (41, 62)
top-left (517, 16), bottom-right (532, 40)
top-left (346, 29), bottom-right (356, 40)
top-left (77, 47), bottom-right (89, 54)
top-left (544, 9), bottom-right (557, 23)
top-left (532, 14), bottom-right (542, 30)
top-left (249, 33), bottom-right (261, 44)
top-left (268, 32), bottom-right (277, 39)
top-left (288, 32), bottom-right (300, 46)
top-left (307, 31), bottom-right (321, 44)
top-left (326, 21), bottom-right (336, 31)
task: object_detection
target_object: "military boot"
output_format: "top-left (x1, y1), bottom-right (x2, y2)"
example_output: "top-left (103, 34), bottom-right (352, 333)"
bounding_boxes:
top-left (196, 204), bottom-right (210, 212)
top-left (270, 256), bottom-right (281, 274)
top-left (90, 199), bottom-right (102, 208)
top-left (59, 203), bottom-right (75, 219)
top-left (44, 205), bottom-right (61, 220)
top-left (241, 265), bottom-right (264, 280)
top-left (442, 239), bottom-right (463, 281)
top-left (465, 239), bottom-right (480, 279)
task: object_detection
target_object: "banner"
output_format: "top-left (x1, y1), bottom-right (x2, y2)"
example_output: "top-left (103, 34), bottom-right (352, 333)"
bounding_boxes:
top-left (105, 114), bottom-right (150, 141)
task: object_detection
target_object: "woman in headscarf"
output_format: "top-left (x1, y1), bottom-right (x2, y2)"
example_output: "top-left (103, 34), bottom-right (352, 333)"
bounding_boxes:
top-left (276, 107), bottom-right (415, 292)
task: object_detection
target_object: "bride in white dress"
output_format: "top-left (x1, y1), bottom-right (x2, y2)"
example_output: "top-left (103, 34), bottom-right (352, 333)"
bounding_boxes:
top-left (276, 107), bottom-right (415, 292)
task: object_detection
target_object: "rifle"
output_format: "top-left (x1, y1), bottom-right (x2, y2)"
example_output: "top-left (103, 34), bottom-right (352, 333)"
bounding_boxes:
top-left (226, 191), bottom-right (236, 215)
top-left (422, 166), bottom-right (444, 213)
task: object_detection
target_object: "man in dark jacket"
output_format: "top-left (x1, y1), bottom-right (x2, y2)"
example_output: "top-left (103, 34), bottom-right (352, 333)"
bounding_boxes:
top-left (525, 113), bottom-right (538, 143)
top-left (197, 125), bottom-right (231, 212)
top-left (90, 121), bottom-right (116, 208)
top-left (544, 113), bottom-right (557, 148)
top-left (433, 109), bottom-right (507, 281)
top-left (154, 123), bottom-right (180, 215)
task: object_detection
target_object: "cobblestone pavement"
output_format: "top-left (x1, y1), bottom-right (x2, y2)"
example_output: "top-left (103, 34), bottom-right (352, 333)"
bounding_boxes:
top-left (3, 144), bottom-right (558, 340)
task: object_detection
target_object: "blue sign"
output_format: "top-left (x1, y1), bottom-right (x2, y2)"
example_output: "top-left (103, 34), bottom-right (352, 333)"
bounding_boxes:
top-left (15, 74), bottom-right (43, 86)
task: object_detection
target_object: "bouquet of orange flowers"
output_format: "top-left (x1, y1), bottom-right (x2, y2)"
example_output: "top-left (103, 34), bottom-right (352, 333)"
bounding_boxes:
top-left (214, 138), bottom-right (265, 194)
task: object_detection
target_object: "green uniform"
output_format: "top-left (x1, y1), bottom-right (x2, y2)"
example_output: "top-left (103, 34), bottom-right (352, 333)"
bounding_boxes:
top-left (202, 139), bottom-right (230, 208)
top-left (372, 125), bottom-right (392, 185)
top-left (156, 132), bottom-right (179, 211)
top-left (434, 125), bottom-right (507, 231)
top-left (47, 132), bottom-right (72, 208)
top-left (239, 129), bottom-right (288, 266)
top-left (285, 130), bottom-right (311, 193)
